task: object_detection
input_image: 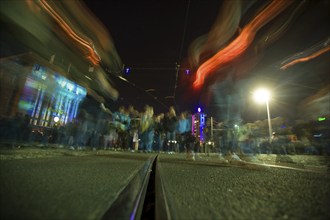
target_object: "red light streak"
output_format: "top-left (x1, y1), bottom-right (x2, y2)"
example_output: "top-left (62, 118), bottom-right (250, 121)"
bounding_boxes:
top-left (193, 0), bottom-right (294, 89)
top-left (39, 0), bottom-right (101, 66)
top-left (280, 46), bottom-right (330, 70)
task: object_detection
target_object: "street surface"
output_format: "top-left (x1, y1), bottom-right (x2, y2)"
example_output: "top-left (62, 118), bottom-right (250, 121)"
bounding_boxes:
top-left (0, 152), bottom-right (152, 220)
top-left (157, 154), bottom-right (330, 220)
top-left (0, 147), bottom-right (329, 220)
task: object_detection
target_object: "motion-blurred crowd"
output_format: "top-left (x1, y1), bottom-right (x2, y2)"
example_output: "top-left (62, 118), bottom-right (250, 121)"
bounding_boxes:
top-left (0, 104), bottom-right (329, 161)
top-left (0, 105), bottom-right (197, 159)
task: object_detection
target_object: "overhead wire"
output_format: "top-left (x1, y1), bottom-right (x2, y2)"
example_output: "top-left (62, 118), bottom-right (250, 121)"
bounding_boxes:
top-left (173, 0), bottom-right (191, 108)
top-left (101, 1), bottom-right (191, 111)
top-left (104, 66), bottom-right (170, 110)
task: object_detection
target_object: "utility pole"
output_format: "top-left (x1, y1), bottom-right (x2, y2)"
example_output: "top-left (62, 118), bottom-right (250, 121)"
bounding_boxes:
top-left (211, 116), bottom-right (213, 141)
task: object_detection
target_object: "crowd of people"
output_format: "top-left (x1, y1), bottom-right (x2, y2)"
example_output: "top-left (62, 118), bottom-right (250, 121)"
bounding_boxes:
top-left (51, 104), bottom-right (198, 159)
top-left (0, 104), bottom-right (327, 161)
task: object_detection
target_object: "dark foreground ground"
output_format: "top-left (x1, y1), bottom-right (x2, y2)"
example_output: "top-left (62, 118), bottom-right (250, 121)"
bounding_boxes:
top-left (1, 145), bottom-right (329, 172)
top-left (1, 145), bottom-right (330, 220)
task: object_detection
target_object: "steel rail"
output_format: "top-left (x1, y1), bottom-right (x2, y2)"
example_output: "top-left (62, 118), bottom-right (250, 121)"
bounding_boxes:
top-left (155, 156), bottom-right (173, 220)
top-left (101, 155), bottom-right (156, 220)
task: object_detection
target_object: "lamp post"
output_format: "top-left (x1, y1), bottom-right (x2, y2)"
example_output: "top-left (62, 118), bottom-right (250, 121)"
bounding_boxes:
top-left (253, 88), bottom-right (273, 143)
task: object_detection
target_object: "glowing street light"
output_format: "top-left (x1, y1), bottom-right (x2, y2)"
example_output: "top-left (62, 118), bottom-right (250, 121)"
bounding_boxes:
top-left (253, 88), bottom-right (273, 142)
top-left (54, 116), bottom-right (60, 123)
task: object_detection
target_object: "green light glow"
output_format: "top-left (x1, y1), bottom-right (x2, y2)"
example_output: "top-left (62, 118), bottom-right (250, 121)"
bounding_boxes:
top-left (318, 117), bottom-right (326, 121)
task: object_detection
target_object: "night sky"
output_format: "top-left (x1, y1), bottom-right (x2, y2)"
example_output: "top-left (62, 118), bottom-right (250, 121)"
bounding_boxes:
top-left (82, 0), bottom-right (223, 112)
top-left (1, 0), bottom-right (329, 123)
top-left (82, 0), bottom-right (330, 123)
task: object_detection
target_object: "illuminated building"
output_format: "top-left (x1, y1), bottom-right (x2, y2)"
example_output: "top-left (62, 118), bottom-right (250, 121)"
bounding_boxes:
top-left (0, 52), bottom-right (86, 127)
top-left (192, 107), bottom-right (206, 142)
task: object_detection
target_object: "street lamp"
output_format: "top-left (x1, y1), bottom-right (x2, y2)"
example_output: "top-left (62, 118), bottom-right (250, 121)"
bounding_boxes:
top-left (54, 116), bottom-right (60, 123)
top-left (253, 88), bottom-right (273, 143)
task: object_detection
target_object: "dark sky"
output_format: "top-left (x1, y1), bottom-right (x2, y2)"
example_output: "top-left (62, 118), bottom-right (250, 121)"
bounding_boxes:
top-left (2, 0), bottom-right (328, 123)
top-left (83, 0), bottom-right (330, 123)
top-left (83, 0), bottom-right (223, 113)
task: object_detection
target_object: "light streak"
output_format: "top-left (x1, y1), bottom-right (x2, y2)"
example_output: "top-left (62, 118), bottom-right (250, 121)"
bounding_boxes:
top-left (193, 0), bottom-right (294, 89)
top-left (84, 75), bottom-right (92, 80)
top-left (280, 46), bottom-right (330, 70)
top-left (188, 0), bottom-right (242, 67)
top-left (39, 0), bottom-right (101, 65)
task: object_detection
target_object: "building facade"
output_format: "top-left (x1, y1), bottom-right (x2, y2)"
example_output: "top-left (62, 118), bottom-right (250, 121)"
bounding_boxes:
top-left (0, 52), bottom-right (86, 127)
top-left (192, 111), bottom-right (206, 143)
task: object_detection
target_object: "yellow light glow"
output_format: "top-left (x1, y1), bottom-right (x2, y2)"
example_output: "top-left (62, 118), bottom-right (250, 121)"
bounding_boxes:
top-left (253, 88), bottom-right (270, 103)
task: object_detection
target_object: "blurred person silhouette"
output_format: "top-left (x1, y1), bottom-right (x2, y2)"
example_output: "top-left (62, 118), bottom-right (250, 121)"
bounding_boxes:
top-left (56, 125), bottom-right (66, 148)
top-left (271, 132), bottom-right (288, 155)
top-left (186, 132), bottom-right (198, 161)
top-left (122, 107), bottom-right (132, 150)
top-left (128, 105), bottom-right (140, 152)
top-left (10, 113), bottom-right (23, 148)
top-left (20, 114), bottom-right (32, 144)
top-left (179, 111), bottom-right (195, 160)
top-left (90, 127), bottom-right (99, 151)
top-left (76, 113), bottom-right (89, 150)
top-left (300, 130), bottom-right (318, 155)
top-left (67, 120), bottom-right (79, 150)
top-left (113, 106), bottom-right (131, 150)
top-left (237, 124), bottom-right (261, 163)
top-left (219, 122), bottom-right (244, 164)
top-left (286, 134), bottom-right (297, 155)
top-left (103, 119), bottom-right (117, 150)
top-left (139, 105), bottom-right (154, 153)
top-left (154, 113), bottom-right (165, 153)
top-left (259, 137), bottom-right (272, 154)
top-left (163, 106), bottom-right (178, 154)
top-left (89, 117), bottom-right (102, 151)
top-left (177, 111), bottom-right (192, 153)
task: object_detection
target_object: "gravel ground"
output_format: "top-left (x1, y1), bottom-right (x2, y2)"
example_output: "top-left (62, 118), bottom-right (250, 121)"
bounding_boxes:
top-left (157, 156), bottom-right (330, 220)
top-left (1, 144), bottom-right (329, 172)
top-left (1, 144), bottom-right (329, 220)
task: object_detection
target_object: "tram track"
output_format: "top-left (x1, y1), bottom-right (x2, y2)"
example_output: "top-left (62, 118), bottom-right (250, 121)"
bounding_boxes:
top-left (101, 153), bottom-right (329, 220)
top-left (101, 155), bottom-right (156, 220)
top-left (155, 156), bottom-right (173, 220)
top-left (100, 154), bottom-right (173, 220)
top-left (0, 151), bottom-right (329, 220)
